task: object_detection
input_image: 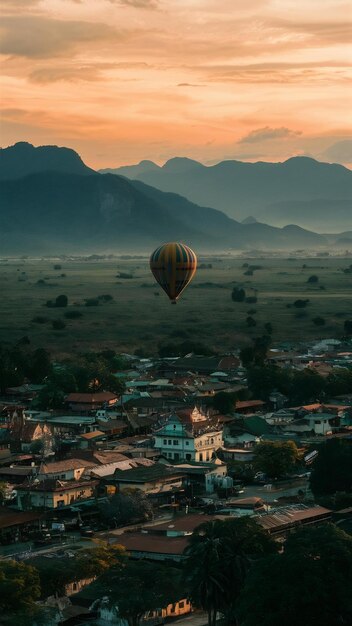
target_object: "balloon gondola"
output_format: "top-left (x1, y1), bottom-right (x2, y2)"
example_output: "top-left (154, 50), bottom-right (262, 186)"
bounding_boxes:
top-left (150, 242), bottom-right (197, 304)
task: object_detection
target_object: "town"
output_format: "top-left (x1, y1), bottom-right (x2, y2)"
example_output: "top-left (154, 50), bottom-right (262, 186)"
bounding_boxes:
top-left (1, 335), bottom-right (352, 626)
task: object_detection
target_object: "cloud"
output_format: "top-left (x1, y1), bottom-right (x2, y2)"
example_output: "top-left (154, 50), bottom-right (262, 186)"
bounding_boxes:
top-left (27, 61), bottom-right (152, 83)
top-left (177, 83), bottom-right (205, 87)
top-left (112, 0), bottom-right (159, 7)
top-left (239, 127), bottom-right (302, 143)
top-left (0, 16), bottom-right (121, 59)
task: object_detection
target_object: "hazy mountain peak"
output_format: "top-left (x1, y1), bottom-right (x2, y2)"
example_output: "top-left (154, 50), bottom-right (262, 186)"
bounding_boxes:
top-left (0, 141), bottom-right (94, 179)
top-left (162, 157), bottom-right (204, 172)
top-left (242, 216), bottom-right (258, 224)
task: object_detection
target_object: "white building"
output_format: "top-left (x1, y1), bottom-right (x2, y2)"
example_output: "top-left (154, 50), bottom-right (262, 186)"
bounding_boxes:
top-left (153, 413), bottom-right (223, 462)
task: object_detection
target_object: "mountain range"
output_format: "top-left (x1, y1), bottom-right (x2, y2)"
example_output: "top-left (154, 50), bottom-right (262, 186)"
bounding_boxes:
top-left (0, 142), bottom-right (350, 254)
top-left (101, 156), bottom-right (352, 232)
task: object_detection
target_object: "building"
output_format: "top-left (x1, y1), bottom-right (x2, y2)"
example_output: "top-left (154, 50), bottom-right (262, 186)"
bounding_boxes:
top-left (65, 392), bottom-right (118, 412)
top-left (108, 462), bottom-right (185, 498)
top-left (153, 413), bottom-right (223, 462)
top-left (37, 458), bottom-right (96, 481)
top-left (15, 479), bottom-right (98, 510)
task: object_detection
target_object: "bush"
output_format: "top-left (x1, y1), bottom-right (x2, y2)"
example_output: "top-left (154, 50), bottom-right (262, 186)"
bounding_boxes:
top-left (243, 270), bottom-right (253, 276)
top-left (116, 272), bottom-right (133, 279)
top-left (313, 316), bottom-right (325, 326)
top-left (53, 264), bottom-right (62, 270)
top-left (294, 299), bottom-right (309, 308)
top-left (55, 295), bottom-right (68, 308)
top-left (344, 320), bottom-right (352, 334)
top-left (52, 320), bottom-right (66, 330)
top-left (307, 275), bottom-right (319, 283)
top-left (32, 316), bottom-right (49, 324)
top-left (85, 298), bottom-right (99, 307)
top-left (98, 294), bottom-right (114, 302)
top-left (64, 310), bottom-right (83, 319)
top-left (246, 316), bottom-right (257, 327)
top-left (232, 287), bottom-right (246, 302)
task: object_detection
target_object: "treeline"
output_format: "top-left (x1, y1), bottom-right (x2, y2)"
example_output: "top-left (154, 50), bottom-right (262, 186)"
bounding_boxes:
top-left (0, 341), bottom-right (127, 404)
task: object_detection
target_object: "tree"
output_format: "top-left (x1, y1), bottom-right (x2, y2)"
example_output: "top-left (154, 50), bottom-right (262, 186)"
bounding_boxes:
top-left (231, 288), bottom-right (246, 302)
top-left (0, 560), bottom-right (40, 612)
top-left (293, 299), bottom-right (309, 307)
top-left (264, 322), bottom-right (273, 334)
top-left (106, 561), bottom-right (184, 626)
top-left (99, 489), bottom-right (152, 526)
top-left (240, 335), bottom-right (271, 368)
top-left (184, 517), bottom-right (277, 626)
top-left (309, 438), bottom-right (352, 497)
top-left (237, 525), bottom-right (352, 626)
top-left (307, 275), bottom-right (319, 283)
top-left (344, 320), bottom-right (352, 334)
top-left (246, 316), bottom-right (256, 328)
top-left (52, 319), bottom-right (66, 330)
top-left (253, 441), bottom-right (299, 479)
top-left (289, 368), bottom-right (325, 404)
top-left (212, 392), bottom-right (237, 414)
top-left (55, 294), bottom-right (68, 307)
top-left (35, 544), bottom-right (124, 599)
top-left (246, 365), bottom-right (291, 401)
top-left (313, 316), bottom-right (325, 326)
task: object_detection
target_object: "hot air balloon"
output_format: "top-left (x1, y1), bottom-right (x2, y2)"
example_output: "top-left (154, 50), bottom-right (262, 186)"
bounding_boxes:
top-left (150, 242), bottom-right (197, 303)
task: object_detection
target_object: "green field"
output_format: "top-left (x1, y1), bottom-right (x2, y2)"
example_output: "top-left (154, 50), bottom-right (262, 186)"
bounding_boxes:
top-left (0, 255), bottom-right (351, 356)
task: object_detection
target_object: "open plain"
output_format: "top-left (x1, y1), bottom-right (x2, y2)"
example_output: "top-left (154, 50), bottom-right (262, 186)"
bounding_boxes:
top-left (0, 254), bottom-right (351, 356)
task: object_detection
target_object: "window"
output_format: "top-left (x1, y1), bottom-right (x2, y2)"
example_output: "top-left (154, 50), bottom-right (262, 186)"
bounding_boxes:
top-left (163, 439), bottom-right (167, 445)
top-left (179, 601), bottom-right (185, 609)
top-left (185, 441), bottom-right (189, 446)
top-left (168, 440), bottom-right (172, 445)
top-left (173, 439), bottom-right (179, 445)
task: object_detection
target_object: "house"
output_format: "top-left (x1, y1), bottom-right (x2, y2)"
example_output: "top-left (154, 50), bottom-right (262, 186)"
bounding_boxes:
top-left (235, 400), bottom-right (265, 414)
top-left (65, 392), bottom-right (118, 412)
top-left (153, 413), bottom-right (223, 462)
top-left (173, 459), bottom-right (229, 494)
top-left (108, 462), bottom-right (185, 498)
top-left (9, 415), bottom-right (53, 452)
top-left (0, 506), bottom-right (43, 544)
top-left (255, 505), bottom-right (332, 537)
top-left (118, 532), bottom-right (188, 561)
top-left (37, 458), bottom-right (96, 481)
top-left (15, 479), bottom-right (98, 510)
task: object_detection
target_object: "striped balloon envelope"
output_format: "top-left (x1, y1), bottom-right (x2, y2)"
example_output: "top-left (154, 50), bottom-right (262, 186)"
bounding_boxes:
top-left (150, 242), bottom-right (197, 303)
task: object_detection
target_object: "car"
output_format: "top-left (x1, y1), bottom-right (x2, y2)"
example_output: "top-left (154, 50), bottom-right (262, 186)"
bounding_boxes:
top-left (80, 527), bottom-right (95, 537)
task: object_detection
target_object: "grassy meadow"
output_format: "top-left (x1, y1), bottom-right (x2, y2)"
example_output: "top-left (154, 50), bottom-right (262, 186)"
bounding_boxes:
top-left (0, 255), bottom-right (351, 357)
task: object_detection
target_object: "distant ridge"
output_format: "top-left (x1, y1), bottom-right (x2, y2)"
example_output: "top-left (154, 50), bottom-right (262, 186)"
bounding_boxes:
top-left (101, 155), bottom-right (352, 232)
top-left (0, 142), bottom-right (95, 179)
top-left (0, 141), bottom-right (343, 254)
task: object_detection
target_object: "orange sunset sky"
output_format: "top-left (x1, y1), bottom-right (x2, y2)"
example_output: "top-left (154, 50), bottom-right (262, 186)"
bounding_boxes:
top-left (1, 0), bottom-right (351, 169)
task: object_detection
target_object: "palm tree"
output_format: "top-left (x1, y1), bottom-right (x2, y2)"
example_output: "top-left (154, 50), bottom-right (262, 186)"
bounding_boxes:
top-left (183, 518), bottom-right (277, 626)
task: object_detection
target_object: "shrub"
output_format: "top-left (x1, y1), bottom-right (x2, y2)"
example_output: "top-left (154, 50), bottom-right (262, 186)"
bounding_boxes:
top-left (232, 287), bottom-right (246, 302)
top-left (246, 316), bottom-right (257, 327)
top-left (53, 264), bottom-right (62, 270)
top-left (98, 294), bottom-right (114, 302)
top-left (293, 299), bottom-right (309, 308)
top-left (55, 295), bottom-right (68, 308)
top-left (85, 298), bottom-right (99, 307)
top-left (313, 316), bottom-right (325, 326)
top-left (32, 316), bottom-right (49, 324)
top-left (52, 320), bottom-right (66, 330)
top-left (344, 320), bottom-right (352, 334)
top-left (64, 310), bottom-right (83, 319)
top-left (307, 275), bottom-right (319, 283)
